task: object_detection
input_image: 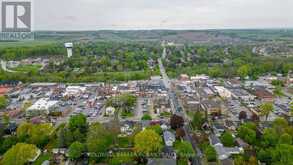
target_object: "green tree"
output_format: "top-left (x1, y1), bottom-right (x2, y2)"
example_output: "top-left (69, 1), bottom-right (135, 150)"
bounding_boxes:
top-left (146, 125), bottom-right (163, 135)
top-left (1, 143), bottom-right (39, 165)
top-left (191, 111), bottom-right (205, 130)
top-left (272, 117), bottom-right (288, 135)
top-left (174, 141), bottom-right (195, 158)
top-left (220, 131), bottom-right (235, 147)
top-left (86, 123), bottom-right (113, 159)
top-left (273, 86), bottom-right (284, 97)
top-left (0, 136), bottom-right (18, 154)
top-left (68, 113), bottom-right (87, 133)
top-left (16, 122), bottom-right (53, 147)
top-left (204, 145), bottom-right (217, 162)
top-left (279, 133), bottom-right (292, 145)
top-left (0, 96), bottom-right (7, 109)
top-left (141, 114), bottom-right (152, 120)
top-left (237, 65), bottom-right (250, 79)
top-left (272, 144), bottom-right (293, 164)
top-left (16, 122), bottom-right (33, 142)
top-left (259, 102), bottom-right (274, 121)
top-left (68, 141), bottom-right (85, 160)
top-left (134, 130), bottom-right (163, 154)
top-left (237, 123), bottom-right (256, 145)
top-left (271, 80), bottom-right (284, 87)
top-left (29, 123), bottom-right (54, 147)
top-left (262, 128), bottom-right (279, 147)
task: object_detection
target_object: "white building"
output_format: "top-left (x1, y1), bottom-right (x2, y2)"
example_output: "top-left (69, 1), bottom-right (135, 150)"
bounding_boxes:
top-left (105, 107), bottom-right (115, 116)
top-left (26, 98), bottom-right (59, 116)
top-left (63, 86), bottom-right (86, 97)
top-left (191, 74), bottom-right (209, 81)
top-left (214, 86), bottom-right (232, 99)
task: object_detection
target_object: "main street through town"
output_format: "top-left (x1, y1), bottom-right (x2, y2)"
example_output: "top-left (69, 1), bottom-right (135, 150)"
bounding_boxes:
top-left (158, 46), bottom-right (202, 165)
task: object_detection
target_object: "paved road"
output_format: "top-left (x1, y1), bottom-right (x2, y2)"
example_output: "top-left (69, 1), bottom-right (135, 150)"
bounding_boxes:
top-left (158, 46), bottom-right (202, 165)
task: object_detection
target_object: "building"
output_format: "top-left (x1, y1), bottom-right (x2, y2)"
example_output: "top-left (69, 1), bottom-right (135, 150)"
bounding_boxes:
top-left (179, 74), bottom-right (189, 81)
top-left (163, 131), bottom-right (176, 146)
top-left (191, 74), bottom-right (209, 82)
top-left (105, 107), bottom-right (115, 116)
top-left (252, 87), bottom-right (274, 102)
top-left (63, 86), bottom-right (86, 97)
top-left (202, 100), bottom-right (222, 115)
top-left (0, 87), bottom-right (10, 96)
top-left (209, 134), bottom-right (243, 160)
top-left (214, 86), bottom-right (232, 99)
top-left (230, 88), bottom-right (256, 103)
top-left (26, 98), bottom-right (59, 117)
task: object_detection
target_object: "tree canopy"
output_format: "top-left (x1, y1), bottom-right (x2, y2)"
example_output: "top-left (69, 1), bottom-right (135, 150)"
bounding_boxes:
top-left (1, 143), bottom-right (39, 165)
top-left (134, 129), bottom-right (163, 155)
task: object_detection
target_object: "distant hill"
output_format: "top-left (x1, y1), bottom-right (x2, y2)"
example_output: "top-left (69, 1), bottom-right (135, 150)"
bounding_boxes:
top-left (1, 29), bottom-right (293, 46)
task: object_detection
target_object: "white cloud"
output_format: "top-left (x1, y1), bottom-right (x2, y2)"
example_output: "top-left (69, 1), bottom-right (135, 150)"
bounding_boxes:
top-left (34, 0), bottom-right (293, 30)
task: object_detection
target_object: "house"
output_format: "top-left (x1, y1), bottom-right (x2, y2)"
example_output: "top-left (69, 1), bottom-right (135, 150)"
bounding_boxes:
top-left (120, 121), bottom-right (134, 136)
top-left (252, 87), bottom-right (274, 102)
top-left (179, 74), bottom-right (189, 81)
top-left (213, 123), bottom-right (226, 136)
top-left (147, 158), bottom-right (176, 165)
top-left (230, 88), bottom-right (256, 103)
top-left (26, 98), bottom-right (59, 117)
top-left (163, 131), bottom-right (176, 146)
top-left (191, 74), bottom-right (209, 82)
top-left (105, 107), bottom-right (115, 116)
top-left (0, 87), bottom-right (10, 96)
top-left (202, 100), bottom-right (222, 116)
top-left (209, 134), bottom-right (243, 160)
top-left (162, 146), bottom-right (176, 159)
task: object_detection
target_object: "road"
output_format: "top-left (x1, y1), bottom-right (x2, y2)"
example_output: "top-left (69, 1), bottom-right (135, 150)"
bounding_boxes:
top-left (158, 46), bottom-right (202, 165)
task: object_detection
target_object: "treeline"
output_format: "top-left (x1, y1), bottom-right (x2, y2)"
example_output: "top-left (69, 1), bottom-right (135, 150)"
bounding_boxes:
top-left (0, 44), bottom-right (65, 60)
top-left (0, 70), bottom-right (158, 83)
top-left (0, 41), bottom-right (161, 82)
top-left (165, 45), bottom-right (293, 79)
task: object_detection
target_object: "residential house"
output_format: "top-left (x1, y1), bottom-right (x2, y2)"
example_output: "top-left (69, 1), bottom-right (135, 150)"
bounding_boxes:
top-left (105, 107), bottom-right (115, 116)
top-left (252, 87), bottom-right (274, 102)
top-left (209, 134), bottom-right (243, 160)
top-left (163, 131), bottom-right (176, 147)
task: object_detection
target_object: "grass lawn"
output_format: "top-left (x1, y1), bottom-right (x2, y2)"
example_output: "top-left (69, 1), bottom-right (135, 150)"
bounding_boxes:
top-left (117, 137), bottom-right (133, 148)
top-left (13, 64), bottom-right (42, 73)
top-left (120, 111), bottom-right (134, 118)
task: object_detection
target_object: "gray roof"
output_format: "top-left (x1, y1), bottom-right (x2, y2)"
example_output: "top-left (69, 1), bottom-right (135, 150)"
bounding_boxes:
top-left (163, 131), bottom-right (175, 142)
top-left (209, 134), bottom-right (221, 145)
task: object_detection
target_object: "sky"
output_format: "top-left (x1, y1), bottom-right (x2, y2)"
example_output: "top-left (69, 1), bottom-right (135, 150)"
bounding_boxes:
top-left (33, 0), bottom-right (293, 30)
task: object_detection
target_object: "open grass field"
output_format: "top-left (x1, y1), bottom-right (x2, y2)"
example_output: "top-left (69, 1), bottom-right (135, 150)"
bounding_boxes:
top-left (13, 64), bottom-right (42, 73)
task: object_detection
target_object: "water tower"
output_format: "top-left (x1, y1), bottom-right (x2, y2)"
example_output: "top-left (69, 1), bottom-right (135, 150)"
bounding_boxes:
top-left (64, 43), bottom-right (73, 58)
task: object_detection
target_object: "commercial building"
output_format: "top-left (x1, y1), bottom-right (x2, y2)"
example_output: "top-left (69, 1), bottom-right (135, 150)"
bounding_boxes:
top-left (26, 98), bottom-right (59, 117)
